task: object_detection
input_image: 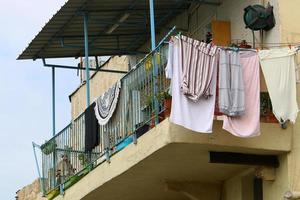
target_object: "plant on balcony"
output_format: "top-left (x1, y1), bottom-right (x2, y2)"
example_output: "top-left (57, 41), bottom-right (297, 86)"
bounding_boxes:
top-left (144, 94), bottom-right (155, 128)
top-left (144, 52), bottom-right (161, 72)
top-left (260, 92), bottom-right (277, 123)
top-left (157, 91), bottom-right (172, 118)
top-left (78, 153), bottom-right (89, 167)
top-left (144, 93), bottom-right (168, 128)
top-left (41, 140), bottom-right (57, 155)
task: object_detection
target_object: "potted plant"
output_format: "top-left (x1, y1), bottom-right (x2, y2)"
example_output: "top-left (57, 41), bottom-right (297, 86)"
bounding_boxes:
top-left (41, 140), bottom-right (57, 155)
top-left (144, 52), bottom-right (161, 72)
top-left (157, 91), bottom-right (172, 118)
top-left (260, 92), bottom-right (277, 123)
top-left (145, 94), bottom-right (156, 128)
top-left (78, 153), bottom-right (89, 166)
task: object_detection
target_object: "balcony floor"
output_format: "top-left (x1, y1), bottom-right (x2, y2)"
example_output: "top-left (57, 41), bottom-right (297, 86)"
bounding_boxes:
top-left (54, 119), bottom-right (292, 200)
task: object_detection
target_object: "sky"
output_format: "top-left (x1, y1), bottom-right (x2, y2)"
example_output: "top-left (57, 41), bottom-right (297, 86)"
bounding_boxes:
top-left (0, 1), bottom-right (81, 199)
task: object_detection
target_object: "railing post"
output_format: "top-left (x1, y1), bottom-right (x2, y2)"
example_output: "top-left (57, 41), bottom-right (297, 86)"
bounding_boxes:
top-left (105, 129), bottom-right (111, 163)
top-left (149, 0), bottom-right (159, 124)
top-left (105, 149), bottom-right (111, 163)
top-left (59, 183), bottom-right (65, 195)
top-left (83, 12), bottom-right (91, 107)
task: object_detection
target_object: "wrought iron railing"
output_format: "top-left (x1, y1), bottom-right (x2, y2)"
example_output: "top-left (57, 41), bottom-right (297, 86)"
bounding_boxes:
top-left (40, 41), bottom-right (171, 196)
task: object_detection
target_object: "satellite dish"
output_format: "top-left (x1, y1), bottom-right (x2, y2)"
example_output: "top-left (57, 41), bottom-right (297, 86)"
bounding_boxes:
top-left (244, 3), bottom-right (276, 31)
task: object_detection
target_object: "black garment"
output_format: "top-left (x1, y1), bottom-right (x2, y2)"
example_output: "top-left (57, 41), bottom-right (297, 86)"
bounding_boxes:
top-left (85, 102), bottom-right (99, 152)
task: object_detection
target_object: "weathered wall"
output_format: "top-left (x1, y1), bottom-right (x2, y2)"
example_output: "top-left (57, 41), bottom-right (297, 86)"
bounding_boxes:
top-left (146, 0), bottom-right (280, 50)
top-left (16, 179), bottom-right (46, 200)
top-left (218, 1), bottom-right (300, 199)
top-left (262, 1), bottom-right (300, 198)
top-left (223, 169), bottom-right (255, 200)
top-left (278, 0), bottom-right (300, 44)
top-left (70, 56), bottom-right (129, 119)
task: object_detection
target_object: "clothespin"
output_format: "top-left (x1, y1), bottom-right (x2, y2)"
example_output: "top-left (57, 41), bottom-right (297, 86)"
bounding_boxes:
top-left (256, 47), bottom-right (260, 52)
top-left (170, 36), bottom-right (174, 42)
top-left (288, 44), bottom-right (292, 49)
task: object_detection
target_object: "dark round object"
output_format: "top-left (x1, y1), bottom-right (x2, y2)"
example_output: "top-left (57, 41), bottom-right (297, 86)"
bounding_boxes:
top-left (244, 4), bottom-right (275, 31)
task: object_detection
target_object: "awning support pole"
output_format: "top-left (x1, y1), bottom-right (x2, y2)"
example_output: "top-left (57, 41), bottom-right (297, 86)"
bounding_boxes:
top-left (52, 66), bottom-right (56, 136)
top-left (149, 0), bottom-right (159, 124)
top-left (149, 0), bottom-right (156, 50)
top-left (84, 12), bottom-right (91, 107)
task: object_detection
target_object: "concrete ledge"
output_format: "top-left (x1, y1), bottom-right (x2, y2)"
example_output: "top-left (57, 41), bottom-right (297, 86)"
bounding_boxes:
top-left (54, 119), bottom-right (292, 200)
top-left (170, 120), bottom-right (292, 154)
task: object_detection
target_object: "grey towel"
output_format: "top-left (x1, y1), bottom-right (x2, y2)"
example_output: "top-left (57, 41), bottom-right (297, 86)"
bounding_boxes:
top-left (218, 50), bottom-right (245, 116)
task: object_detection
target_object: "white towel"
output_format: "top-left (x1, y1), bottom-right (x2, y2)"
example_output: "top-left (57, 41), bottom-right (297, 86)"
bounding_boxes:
top-left (259, 48), bottom-right (299, 123)
top-left (165, 38), bottom-right (217, 133)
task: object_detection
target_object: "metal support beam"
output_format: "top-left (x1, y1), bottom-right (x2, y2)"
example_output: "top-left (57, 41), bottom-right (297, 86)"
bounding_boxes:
top-left (60, 38), bottom-right (147, 54)
top-left (52, 67), bottom-right (56, 136)
top-left (85, 7), bottom-right (188, 13)
top-left (83, 13), bottom-right (91, 107)
top-left (149, 0), bottom-right (159, 125)
top-left (58, 32), bottom-right (150, 39)
top-left (42, 58), bottom-right (128, 74)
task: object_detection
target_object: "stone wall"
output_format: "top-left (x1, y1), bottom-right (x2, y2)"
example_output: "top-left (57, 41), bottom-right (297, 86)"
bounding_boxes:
top-left (16, 179), bottom-right (46, 200)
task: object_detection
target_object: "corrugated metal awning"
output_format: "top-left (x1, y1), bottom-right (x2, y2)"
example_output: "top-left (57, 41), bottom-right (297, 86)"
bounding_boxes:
top-left (18, 0), bottom-right (193, 60)
top-left (18, 0), bottom-right (222, 60)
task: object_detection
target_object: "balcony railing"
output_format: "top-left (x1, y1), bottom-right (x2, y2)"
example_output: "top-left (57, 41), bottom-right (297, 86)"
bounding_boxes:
top-left (39, 42), bottom-right (276, 197)
top-left (40, 42), bottom-right (171, 196)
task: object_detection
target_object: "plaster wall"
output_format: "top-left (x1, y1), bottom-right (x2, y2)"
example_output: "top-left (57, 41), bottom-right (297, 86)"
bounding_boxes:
top-left (147, 0), bottom-right (280, 50)
top-left (70, 56), bottom-right (129, 119)
top-left (262, 1), bottom-right (300, 198)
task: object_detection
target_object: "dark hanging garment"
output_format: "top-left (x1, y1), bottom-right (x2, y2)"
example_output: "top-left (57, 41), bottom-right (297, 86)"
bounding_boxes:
top-left (85, 102), bottom-right (99, 152)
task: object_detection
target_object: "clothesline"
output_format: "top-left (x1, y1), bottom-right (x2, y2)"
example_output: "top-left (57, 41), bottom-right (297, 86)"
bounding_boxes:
top-left (166, 34), bottom-right (299, 138)
top-left (218, 46), bottom-right (257, 52)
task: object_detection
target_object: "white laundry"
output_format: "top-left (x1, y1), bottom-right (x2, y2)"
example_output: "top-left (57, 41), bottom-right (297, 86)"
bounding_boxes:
top-left (165, 38), bottom-right (217, 133)
top-left (259, 48), bottom-right (299, 123)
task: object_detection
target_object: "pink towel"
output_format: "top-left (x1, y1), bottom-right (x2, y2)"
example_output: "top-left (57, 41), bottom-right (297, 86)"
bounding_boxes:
top-left (223, 51), bottom-right (260, 137)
